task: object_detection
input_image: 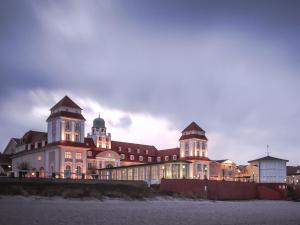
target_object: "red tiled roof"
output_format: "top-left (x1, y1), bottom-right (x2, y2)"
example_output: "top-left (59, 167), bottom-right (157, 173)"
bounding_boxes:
top-left (21, 130), bottom-right (47, 144)
top-left (287, 166), bottom-right (300, 176)
top-left (47, 141), bottom-right (89, 148)
top-left (50, 96), bottom-right (82, 111)
top-left (182, 121), bottom-right (204, 133)
top-left (46, 111), bottom-right (86, 121)
top-left (182, 156), bottom-right (211, 161)
top-left (179, 134), bottom-right (208, 141)
top-left (157, 148), bottom-right (180, 156)
top-left (84, 137), bottom-right (96, 148)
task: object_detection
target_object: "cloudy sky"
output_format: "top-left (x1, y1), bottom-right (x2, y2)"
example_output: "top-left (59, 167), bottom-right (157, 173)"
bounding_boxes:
top-left (1, 1), bottom-right (300, 165)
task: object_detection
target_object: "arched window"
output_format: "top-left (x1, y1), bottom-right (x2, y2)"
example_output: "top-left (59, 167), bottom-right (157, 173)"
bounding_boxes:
top-left (76, 166), bottom-right (82, 176)
top-left (65, 165), bottom-right (71, 178)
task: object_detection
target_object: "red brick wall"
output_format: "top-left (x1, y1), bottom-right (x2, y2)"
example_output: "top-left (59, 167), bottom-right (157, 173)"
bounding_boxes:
top-left (160, 179), bottom-right (257, 200)
top-left (160, 179), bottom-right (287, 200)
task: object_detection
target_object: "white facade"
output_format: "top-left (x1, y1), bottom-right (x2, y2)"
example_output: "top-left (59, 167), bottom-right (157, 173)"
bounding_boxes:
top-left (248, 156), bottom-right (288, 183)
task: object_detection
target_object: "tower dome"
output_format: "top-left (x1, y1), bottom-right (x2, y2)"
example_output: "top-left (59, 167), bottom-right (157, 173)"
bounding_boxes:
top-left (93, 114), bottom-right (105, 128)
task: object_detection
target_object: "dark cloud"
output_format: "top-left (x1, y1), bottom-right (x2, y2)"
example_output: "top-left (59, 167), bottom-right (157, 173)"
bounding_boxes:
top-left (0, 0), bottom-right (300, 165)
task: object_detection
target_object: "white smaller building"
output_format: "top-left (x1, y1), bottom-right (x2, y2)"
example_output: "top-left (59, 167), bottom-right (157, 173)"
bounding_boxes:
top-left (248, 156), bottom-right (288, 183)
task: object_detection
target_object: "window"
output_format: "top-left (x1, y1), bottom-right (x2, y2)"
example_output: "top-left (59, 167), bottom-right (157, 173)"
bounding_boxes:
top-left (130, 155), bottom-right (134, 160)
top-left (87, 163), bottom-right (92, 170)
top-left (120, 154), bottom-right (125, 160)
top-left (136, 148), bottom-right (140, 154)
top-left (65, 133), bottom-right (71, 141)
top-left (37, 155), bottom-right (42, 161)
top-left (128, 148), bottom-right (131, 153)
top-left (145, 150), bottom-right (149, 155)
top-left (172, 155), bottom-right (177, 160)
top-left (197, 141), bottom-right (200, 149)
top-left (197, 151), bottom-right (200, 156)
top-left (75, 134), bottom-right (79, 142)
top-left (52, 120), bottom-right (56, 141)
top-left (65, 121), bottom-right (71, 131)
top-left (65, 165), bottom-right (71, 178)
top-left (202, 151), bottom-right (205, 157)
top-left (118, 146), bottom-right (122, 152)
top-left (185, 142), bottom-right (189, 150)
top-left (157, 157), bottom-right (161, 162)
top-left (202, 142), bottom-right (206, 149)
top-left (75, 122), bottom-right (80, 132)
top-left (148, 157), bottom-right (152, 162)
top-left (76, 166), bottom-right (82, 176)
top-left (75, 152), bottom-right (82, 159)
top-left (165, 156), bottom-right (169, 161)
top-left (65, 151), bottom-right (72, 159)
top-left (139, 156), bottom-right (143, 161)
top-left (197, 164), bottom-right (202, 172)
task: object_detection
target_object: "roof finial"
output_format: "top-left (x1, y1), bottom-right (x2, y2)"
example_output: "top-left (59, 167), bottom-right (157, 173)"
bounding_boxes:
top-left (266, 144), bottom-right (270, 156)
top-left (98, 112), bottom-right (100, 118)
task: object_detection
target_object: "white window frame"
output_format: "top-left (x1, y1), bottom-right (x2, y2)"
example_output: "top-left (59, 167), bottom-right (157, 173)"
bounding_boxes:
top-left (165, 156), bottom-right (169, 161)
top-left (130, 155), bottom-right (134, 160)
top-left (120, 154), bottom-right (125, 160)
top-left (157, 157), bottom-right (161, 162)
top-left (75, 152), bottom-right (82, 159)
top-left (172, 155), bottom-right (177, 160)
top-left (148, 157), bottom-right (152, 162)
top-left (139, 156), bottom-right (143, 161)
top-left (65, 151), bottom-right (72, 159)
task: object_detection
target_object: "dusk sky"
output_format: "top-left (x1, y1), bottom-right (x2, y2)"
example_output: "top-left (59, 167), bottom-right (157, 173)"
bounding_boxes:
top-left (1, 1), bottom-right (300, 165)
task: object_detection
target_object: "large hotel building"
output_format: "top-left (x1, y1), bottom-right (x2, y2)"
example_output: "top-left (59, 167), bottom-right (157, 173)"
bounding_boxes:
top-left (6, 96), bottom-right (211, 184)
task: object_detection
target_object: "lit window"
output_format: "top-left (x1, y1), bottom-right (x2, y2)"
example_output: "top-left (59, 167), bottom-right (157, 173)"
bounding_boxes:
top-left (148, 157), bottom-right (152, 162)
top-left (120, 154), bottom-right (125, 160)
top-left (172, 155), bottom-right (177, 160)
top-left (128, 148), bottom-right (131, 153)
top-left (65, 151), bottom-right (72, 159)
top-left (157, 157), bottom-right (161, 162)
top-left (165, 156), bottom-right (169, 161)
top-left (65, 121), bottom-right (71, 131)
top-left (75, 152), bottom-right (82, 159)
top-left (37, 156), bottom-right (42, 161)
top-left (65, 133), bottom-right (71, 141)
top-left (130, 155), bottom-right (134, 160)
top-left (139, 156), bottom-right (143, 161)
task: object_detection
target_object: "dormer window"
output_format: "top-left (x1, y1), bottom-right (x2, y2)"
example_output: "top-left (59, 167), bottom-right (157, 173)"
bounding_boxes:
top-left (120, 154), bottom-right (125, 160)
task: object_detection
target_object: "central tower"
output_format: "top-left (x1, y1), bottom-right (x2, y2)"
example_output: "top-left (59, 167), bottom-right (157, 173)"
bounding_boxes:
top-left (88, 114), bottom-right (111, 149)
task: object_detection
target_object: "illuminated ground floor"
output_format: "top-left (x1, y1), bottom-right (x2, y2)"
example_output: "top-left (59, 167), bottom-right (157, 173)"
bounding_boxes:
top-left (98, 160), bottom-right (192, 184)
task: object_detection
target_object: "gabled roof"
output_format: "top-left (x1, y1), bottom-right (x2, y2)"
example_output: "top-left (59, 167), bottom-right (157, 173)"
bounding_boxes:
top-left (248, 155), bottom-right (289, 163)
top-left (46, 111), bottom-right (86, 121)
top-left (21, 130), bottom-right (47, 144)
top-left (50, 96), bottom-right (82, 111)
top-left (182, 121), bottom-right (204, 133)
top-left (213, 159), bottom-right (233, 164)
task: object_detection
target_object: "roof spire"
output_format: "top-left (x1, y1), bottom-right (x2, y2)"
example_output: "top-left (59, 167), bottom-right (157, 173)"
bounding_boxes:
top-left (266, 144), bottom-right (270, 156)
